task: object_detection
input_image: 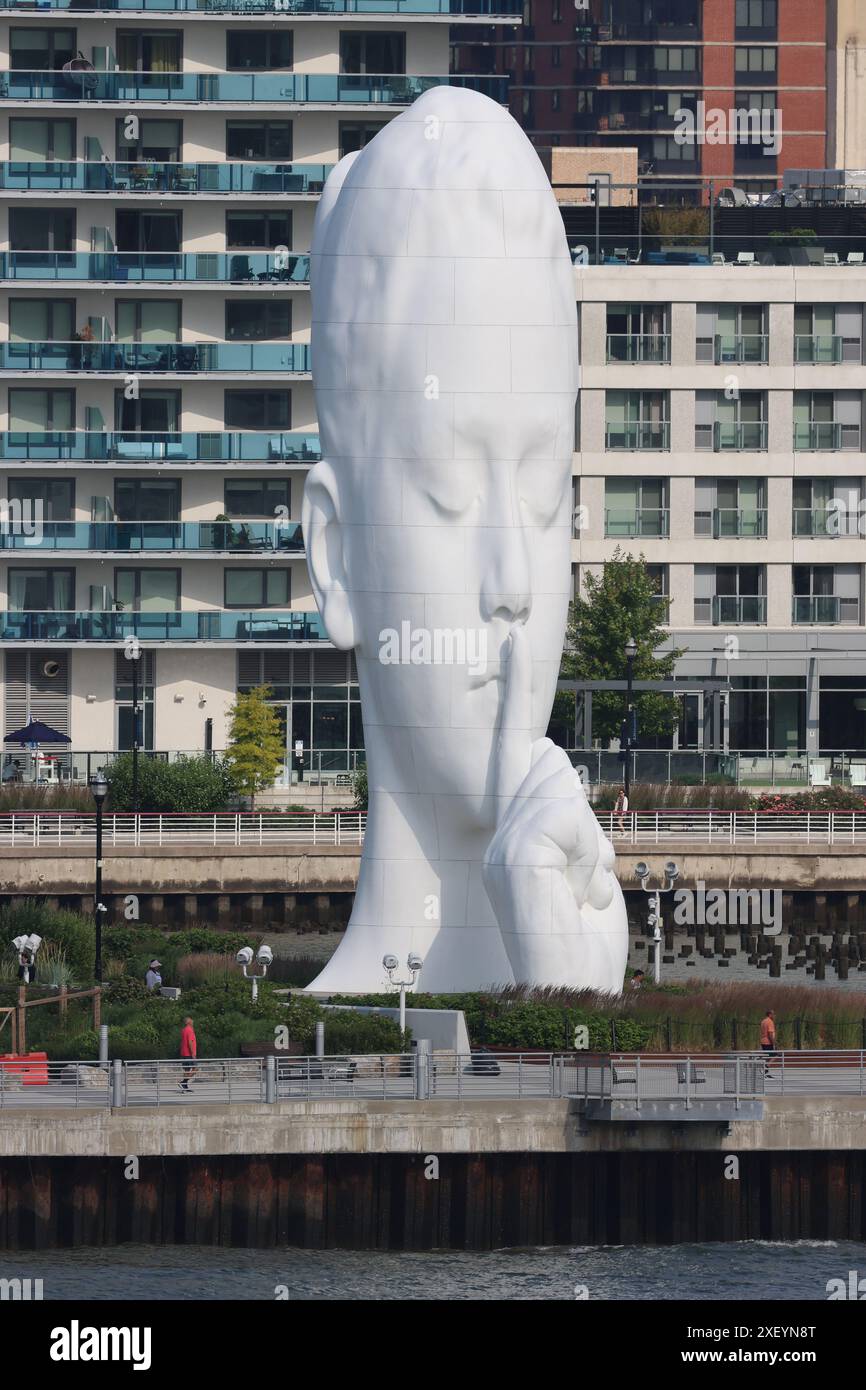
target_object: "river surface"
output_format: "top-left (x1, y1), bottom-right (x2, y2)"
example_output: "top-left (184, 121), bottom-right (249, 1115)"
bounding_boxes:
top-left (3, 1241), bottom-right (865, 1300)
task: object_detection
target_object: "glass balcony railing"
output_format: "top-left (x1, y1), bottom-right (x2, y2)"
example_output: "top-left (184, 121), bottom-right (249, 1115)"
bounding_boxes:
top-left (709, 595), bottom-right (766, 625)
top-left (793, 421), bottom-right (862, 451)
top-left (604, 421), bottom-right (670, 450)
top-left (0, 71), bottom-right (507, 104)
top-left (604, 508), bottom-right (669, 537)
top-left (792, 595), bottom-right (851, 625)
top-left (794, 335), bottom-right (844, 364)
top-left (0, 610), bottom-right (327, 641)
top-left (0, 252), bottom-right (310, 283)
top-left (0, 162), bottom-right (332, 193)
top-left (0, 521), bottom-right (305, 552)
top-left (714, 334), bottom-right (768, 364)
top-left (792, 507), bottom-right (863, 538)
top-left (0, 0), bottom-right (520, 13)
top-left (694, 508), bottom-right (767, 539)
top-left (605, 333), bottom-right (670, 363)
top-left (696, 421), bottom-right (768, 451)
top-left (0, 431), bottom-right (321, 464)
top-left (0, 342), bottom-right (311, 373)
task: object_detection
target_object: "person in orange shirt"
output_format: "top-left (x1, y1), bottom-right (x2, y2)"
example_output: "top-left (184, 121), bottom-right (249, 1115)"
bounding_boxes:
top-left (177, 1015), bottom-right (197, 1093)
top-left (760, 1009), bottom-right (776, 1076)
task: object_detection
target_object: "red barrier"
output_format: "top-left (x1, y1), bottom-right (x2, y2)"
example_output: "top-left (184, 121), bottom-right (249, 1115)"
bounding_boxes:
top-left (0, 1052), bottom-right (48, 1085)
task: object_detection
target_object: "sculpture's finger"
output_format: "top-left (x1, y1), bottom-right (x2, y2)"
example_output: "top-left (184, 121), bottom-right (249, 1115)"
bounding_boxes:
top-left (493, 625), bottom-right (534, 818)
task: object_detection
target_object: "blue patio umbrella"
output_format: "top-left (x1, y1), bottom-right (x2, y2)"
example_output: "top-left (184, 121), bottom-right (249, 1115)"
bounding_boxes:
top-left (4, 719), bottom-right (71, 746)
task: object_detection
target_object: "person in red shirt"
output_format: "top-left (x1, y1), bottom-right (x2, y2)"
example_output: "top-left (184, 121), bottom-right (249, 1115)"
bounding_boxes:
top-left (760, 1009), bottom-right (776, 1077)
top-left (178, 1016), bottom-right (197, 1092)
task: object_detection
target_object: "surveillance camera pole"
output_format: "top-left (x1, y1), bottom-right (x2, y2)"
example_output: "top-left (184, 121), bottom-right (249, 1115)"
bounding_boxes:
top-left (384, 958), bottom-right (422, 1037)
top-left (89, 773), bottom-right (108, 983)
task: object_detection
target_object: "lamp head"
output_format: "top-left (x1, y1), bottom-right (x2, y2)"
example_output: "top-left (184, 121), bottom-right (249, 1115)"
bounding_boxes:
top-left (625, 637), bottom-right (638, 661)
top-left (382, 953), bottom-right (398, 972)
top-left (236, 947), bottom-right (254, 966)
top-left (407, 953), bottom-right (423, 973)
top-left (664, 861), bottom-right (679, 881)
top-left (89, 772), bottom-right (108, 804)
top-left (634, 861), bottom-right (649, 881)
top-left (256, 944), bottom-right (273, 966)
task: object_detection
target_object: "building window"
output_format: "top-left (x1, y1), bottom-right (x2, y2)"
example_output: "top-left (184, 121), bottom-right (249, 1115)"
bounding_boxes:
top-left (551, 45), bottom-right (561, 68)
top-left (114, 479), bottom-right (180, 521)
top-left (9, 300), bottom-right (74, 343)
top-left (8, 478), bottom-right (73, 520)
top-left (339, 32), bottom-right (405, 74)
top-left (116, 30), bottom-right (182, 71)
top-left (115, 210), bottom-right (181, 254)
top-left (116, 118), bottom-right (181, 162)
top-left (10, 119), bottom-right (75, 161)
top-left (115, 300), bottom-right (181, 343)
top-left (734, 47), bottom-right (776, 74)
top-left (551, 90), bottom-right (560, 112)
top-left (735, 0), bottom-right (776, 27)
top-left (339, 122), bottom-right (387, 157)
top-left (224, 479), bottom-right (291, 517)
top-left (653, 47), bottom-right (698, 73)
top-left (115, 569), bottom-right (180, 611)
top-left (224, 390), bottom-right (291, 430)
top-left (8, 568), bottom-right (74, 610)
top-left (9, 388), bottom-right (74, 432)
top-left (225, 301), bottom-right (291, 341)
top-left (10, 27), bottom-right (76, 69)
top-left (224, 568), bottom-right (290, 608)
top-left (115, 650), bottom-right (155, 751)
top-left (114, 388), bottom-right (179, 433)
top-left (226, 211), bottom-right (292, 249)
top-left (226, 31), bottom-right (293, 70)
top-left (226, 121), bottom-right (293, 161)
top-left (9, 208), bottom-right (75, 252)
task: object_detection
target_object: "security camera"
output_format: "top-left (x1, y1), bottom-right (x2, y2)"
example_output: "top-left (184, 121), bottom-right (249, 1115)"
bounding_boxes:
top-left (236, 947), bottom-right (254, 966)
top-left (664, 862), bottom-right (679, 881)
top-left (407, 953), bottom-right (423, 972)
top-left (256, 944), bottom-right (273, 966)
top-left (382, 953), bottom-right (398, 971)
top-left (635, 862), bottom-right (649, 881)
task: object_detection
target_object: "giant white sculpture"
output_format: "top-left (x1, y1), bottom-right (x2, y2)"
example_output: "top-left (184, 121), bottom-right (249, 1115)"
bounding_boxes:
top-left (302, 86), bottom-right (628, 994)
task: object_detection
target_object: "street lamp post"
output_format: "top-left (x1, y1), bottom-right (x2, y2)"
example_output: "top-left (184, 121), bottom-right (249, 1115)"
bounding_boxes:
top-left (89, 773), bottom-right (108, 982)
top-left (383, 953), bottom-right (423, 1037)
top-left (635, 860), bottom-right (679, 984)
top-left (127, 649), bottom-right (142, 814)
top-left (624, 637), bottom-right (637, 802)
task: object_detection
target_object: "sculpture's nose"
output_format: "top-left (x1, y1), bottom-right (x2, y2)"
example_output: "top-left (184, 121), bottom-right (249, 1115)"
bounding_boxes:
top-left (480, 525), bottom-right (532, 625)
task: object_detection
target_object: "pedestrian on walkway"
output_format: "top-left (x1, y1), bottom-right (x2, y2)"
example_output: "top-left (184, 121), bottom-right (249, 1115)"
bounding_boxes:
top-left (760, 1008), bottom-right (776, 1076)
top-left (178, 1015), bottom-right (197, 1092)
top-left (614, 786), bottom-right (629, 834)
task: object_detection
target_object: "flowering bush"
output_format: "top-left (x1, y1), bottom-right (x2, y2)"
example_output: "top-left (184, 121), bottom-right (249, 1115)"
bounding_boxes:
top-left (752, 787), bottom-right (866, 813)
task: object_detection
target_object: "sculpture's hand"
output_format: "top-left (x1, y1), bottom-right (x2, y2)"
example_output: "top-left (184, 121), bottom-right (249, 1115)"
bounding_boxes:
top-left (483, 627), bottom-right (628, 991)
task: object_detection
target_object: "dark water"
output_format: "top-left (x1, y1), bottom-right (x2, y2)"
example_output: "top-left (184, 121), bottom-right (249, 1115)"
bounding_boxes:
top-left (3, 1241), bottom-right (865, 1300)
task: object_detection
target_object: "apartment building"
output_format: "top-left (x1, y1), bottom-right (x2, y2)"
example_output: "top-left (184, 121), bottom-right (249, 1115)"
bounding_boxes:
top-left (574, 261), bottom-right (866, 759)
top-left (0, 0), bottom-right (515, 780)
top-left (454, 0), bottom-right (829, 198)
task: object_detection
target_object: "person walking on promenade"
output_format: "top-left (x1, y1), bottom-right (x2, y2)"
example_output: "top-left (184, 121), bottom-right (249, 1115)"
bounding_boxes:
top-left (614, 786), bottom-right (629, 835)
top-left (760, 1008), bottom-right (776, 1077)
top-left (177, 1015), bottom-right (197, 1092)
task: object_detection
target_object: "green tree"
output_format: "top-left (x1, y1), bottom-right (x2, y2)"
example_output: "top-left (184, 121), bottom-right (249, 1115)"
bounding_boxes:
top-left (563, 548), bottom-right (684, 743)
top-left (225, 685), bottom-right (284, 808)
top-left (106, 753), bottom-right (236, 812)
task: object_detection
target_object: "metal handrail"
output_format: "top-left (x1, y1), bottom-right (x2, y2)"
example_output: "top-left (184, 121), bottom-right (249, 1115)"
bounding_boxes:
top-left (0, 1050), bottom-right (863, 1109)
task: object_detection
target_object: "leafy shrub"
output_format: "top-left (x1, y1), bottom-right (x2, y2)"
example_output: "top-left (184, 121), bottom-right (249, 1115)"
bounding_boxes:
top-left (106, 752), bottom-right (237, 813)
top-left (42, 1029), bottom-right (100, 1061)
top-left (318, 1010), bottom-right (405, 1054)
top-left (105, 975), bottom-right (151, 1006)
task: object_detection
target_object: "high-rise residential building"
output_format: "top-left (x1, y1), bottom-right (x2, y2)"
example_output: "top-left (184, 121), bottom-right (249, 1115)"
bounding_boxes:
top-left (574, 259), bottom-right (866, 768)
top-left (454, 0), bottom-right (830, 200)
top-left (0, 0), bottom-right (515, 784)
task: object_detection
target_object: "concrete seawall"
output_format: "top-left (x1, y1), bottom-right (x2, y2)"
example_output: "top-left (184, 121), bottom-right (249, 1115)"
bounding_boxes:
top-left (0, 1099), bottom-right (864, 1249)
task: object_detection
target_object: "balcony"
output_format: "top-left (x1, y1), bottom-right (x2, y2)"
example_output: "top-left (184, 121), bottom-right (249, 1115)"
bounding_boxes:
top-left (792, 596), bottom-right (860, 625)
top-left (0, 252), bottom-right (310, 285)
top-left (0, 521), bottom-right (305, 553)
top-left (696, 421), bottom-right (768, 451)
top-left (709, 595), bottom-right (766, 625)
top-left (794, 335), bottom-right (847, 364)
top-left (606, 334), bottom-right (670, 363)
top-left (694, 508), bottom-right (767, 539)
top-left (0, 431), bottom-right (320, 465)
top-left (793, 421), bottom-right (862, 451)
top-left (0, 71), bottom-right (508, 106)
top-left (792, 508), bottom-right (862, 538)
top-left (0, 611), bottom-right (327, 643)
top-left (604, 508), bottom-right (669, 538)
top-left (714, 334), bottom-right (768, 365)
top-left (0, 342), bottom-right (311, 374)
top-left (0, 0), bottom-right (521, 11)
top-left (604, 421), bottom-right (670, 451)
top-left (0, 162), bottom-right (332, 195)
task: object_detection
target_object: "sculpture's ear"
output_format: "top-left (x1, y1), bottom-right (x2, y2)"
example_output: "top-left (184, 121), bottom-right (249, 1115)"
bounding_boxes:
top-left (301, 460), bottom-right (356, 651)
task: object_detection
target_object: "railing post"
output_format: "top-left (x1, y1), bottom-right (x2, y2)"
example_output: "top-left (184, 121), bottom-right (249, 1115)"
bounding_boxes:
top-left (111, 1058), bottom-right (123, 1108)
top-left (266, 1054), bottom-right (276, 1104)
top-left (685, 1053), bottom-right (692, 1110)
top-left (735, 1055), bottom-right (740, 1111)
top-left (635, 1053), bottom-right (640, 1111)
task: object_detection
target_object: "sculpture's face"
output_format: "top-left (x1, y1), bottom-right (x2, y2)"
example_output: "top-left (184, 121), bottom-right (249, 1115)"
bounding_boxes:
top-left (308, 88), bottom-right (577, 824)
